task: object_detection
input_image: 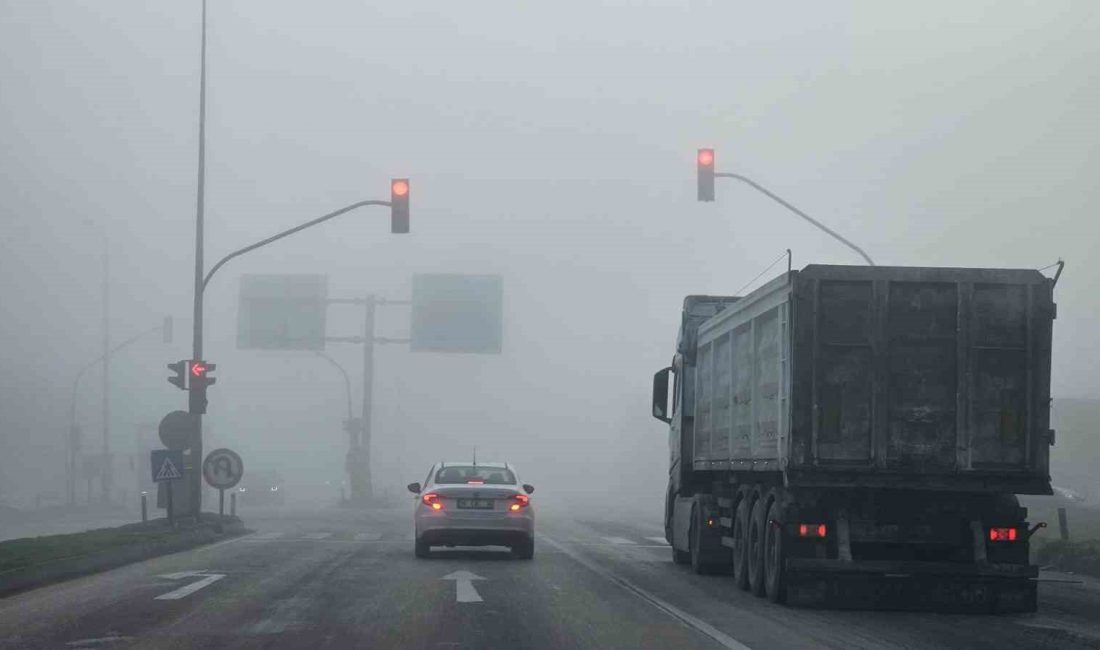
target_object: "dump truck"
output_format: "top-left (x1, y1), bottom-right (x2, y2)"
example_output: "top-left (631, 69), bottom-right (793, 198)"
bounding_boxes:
top-left (651, 264), bottom-right (1059, 612)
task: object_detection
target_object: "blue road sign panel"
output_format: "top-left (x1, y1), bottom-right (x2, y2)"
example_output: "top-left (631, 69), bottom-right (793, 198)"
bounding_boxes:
top-left (151, 449), bottom-right (185, 483)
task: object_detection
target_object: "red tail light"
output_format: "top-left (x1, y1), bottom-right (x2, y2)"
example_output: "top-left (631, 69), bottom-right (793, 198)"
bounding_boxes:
top-left (989, 527), bottom-right (1018, 542)
top-left (422, 493), bottom-right (443, 511)
top-left (509, 494), bottom-right (530, 512)
top-left (797, 523), bottom-right (827, 539)
top-left (466, 480), bottom-right (485, 485)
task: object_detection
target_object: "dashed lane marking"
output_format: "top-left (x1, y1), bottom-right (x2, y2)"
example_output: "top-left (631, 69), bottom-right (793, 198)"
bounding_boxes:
top-left (304, 532), bottom-right (332, 540)
top-left (354, 533), bottom-right (383, 541)
top-left (543, 536), bottom-right (752, 650)
top-left (154, 573), bottom-right (226, 600)
top-left (601, 537), bottom-right (637, 545)
top-left (646, 536), bottom-right (670, 545)
top-left (254, 532), bottom-right (285, 540)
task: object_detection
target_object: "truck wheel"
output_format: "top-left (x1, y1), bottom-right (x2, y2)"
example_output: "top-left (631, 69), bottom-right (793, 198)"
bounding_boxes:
top-left (764, 500), bottom-right (787, 603)
top-left (690, 507), bottom-right (715, 575)
top-left (748, 496), bottom-right (768, 596)
top-left (731, 497), bottom-right (751, 590)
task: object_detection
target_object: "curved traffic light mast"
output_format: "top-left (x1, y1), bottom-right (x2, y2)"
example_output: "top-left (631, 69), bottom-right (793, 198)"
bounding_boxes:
top-left (697, 148), bottom-right (875, 266)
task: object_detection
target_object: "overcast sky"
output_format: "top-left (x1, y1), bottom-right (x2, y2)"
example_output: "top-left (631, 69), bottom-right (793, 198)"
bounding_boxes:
top-left (2, 1), bottom-right (1098, 509)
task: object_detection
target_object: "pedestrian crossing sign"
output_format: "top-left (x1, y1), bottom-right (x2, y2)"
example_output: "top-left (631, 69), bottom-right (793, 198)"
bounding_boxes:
top-left (151, 449), bottom-right (185, 483)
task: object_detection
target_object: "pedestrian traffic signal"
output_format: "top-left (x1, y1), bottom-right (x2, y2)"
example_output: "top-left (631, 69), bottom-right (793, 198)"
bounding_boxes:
top-left (188, 361), bottom-right (216, 415)
top-left (391, 178), bottom-right (410, 234)
top-left (168, 360), bottom-right (188, 390)
top-left (697, 148), bottom-right (715, 202)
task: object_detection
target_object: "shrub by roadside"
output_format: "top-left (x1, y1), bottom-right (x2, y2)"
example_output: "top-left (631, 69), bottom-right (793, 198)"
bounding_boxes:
top-left (1034, 539), bottom-right (1100, 578)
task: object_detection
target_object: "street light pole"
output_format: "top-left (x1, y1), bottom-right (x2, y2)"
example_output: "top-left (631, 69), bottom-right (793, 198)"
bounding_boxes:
top-left (714, 172), bottom-right (875, 266)
top-left (188, 0), bottom-right (210, 518)
top-left (100, 233), bottom-right (112, 504)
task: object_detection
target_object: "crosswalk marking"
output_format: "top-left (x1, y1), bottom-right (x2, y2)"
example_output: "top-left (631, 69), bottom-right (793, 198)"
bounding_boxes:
top-left (304, 532), bottom-right (332, 540)
top-left (646, 536), bottom-right (670, 545)
top-left (602, 537), bottom-right (637, 545)
top-left (354, 533), bottom-right (382, 541)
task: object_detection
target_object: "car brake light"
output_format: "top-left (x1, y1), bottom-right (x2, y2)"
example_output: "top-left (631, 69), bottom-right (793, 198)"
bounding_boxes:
top-left (509, 494), bottom-right (530, 512)
top-left (422, 493), bottom-right (443, 511)
top-left (989, 527), bottom-right (1017, 542)
top-left (797, 523), bottom-right (827, 538)
top-left (467, 479), bottom-right (485, 485)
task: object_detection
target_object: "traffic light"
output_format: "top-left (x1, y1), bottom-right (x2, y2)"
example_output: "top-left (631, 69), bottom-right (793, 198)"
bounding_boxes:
top-left (168, 360), bottom-right (188, 390)
top-left (697, 148), bottom-right (715, 202)
top-left (391, 178), bottom-right (410, 234)
top-left (188, 360), bottom-right (216, 415)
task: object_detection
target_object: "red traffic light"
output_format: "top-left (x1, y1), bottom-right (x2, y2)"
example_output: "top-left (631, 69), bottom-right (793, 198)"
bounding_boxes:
top-left (697, 148), bottom-right (714, 167)
top-left (190, 362), bottom-right (207, 377)
top-left (391, 179), bottom-right (409, 197)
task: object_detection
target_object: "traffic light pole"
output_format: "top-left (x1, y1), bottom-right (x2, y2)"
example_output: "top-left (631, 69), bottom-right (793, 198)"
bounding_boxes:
top-left (69, 321), bottom-right (172, 505)
top-left (713, 172), bottom-right (876, 266)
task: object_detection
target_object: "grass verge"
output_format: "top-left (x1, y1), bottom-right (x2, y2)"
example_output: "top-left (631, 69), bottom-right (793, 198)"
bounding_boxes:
top-left (1034, 540), bottom-right (1100, 578)
top-left (0, 514), bottom-right (247, 597)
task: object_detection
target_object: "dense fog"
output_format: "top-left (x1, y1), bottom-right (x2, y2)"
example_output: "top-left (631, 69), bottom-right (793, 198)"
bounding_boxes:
top-left (2, 1), bottom-right (1098, 517)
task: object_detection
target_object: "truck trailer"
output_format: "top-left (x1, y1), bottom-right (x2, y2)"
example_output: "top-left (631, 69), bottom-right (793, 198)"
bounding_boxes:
top-left (651, 264), bottom-right (1058, 612)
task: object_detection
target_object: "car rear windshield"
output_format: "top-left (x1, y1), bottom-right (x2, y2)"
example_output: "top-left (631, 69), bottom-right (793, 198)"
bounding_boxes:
top-left (435, 466), bottom-right (516, 485)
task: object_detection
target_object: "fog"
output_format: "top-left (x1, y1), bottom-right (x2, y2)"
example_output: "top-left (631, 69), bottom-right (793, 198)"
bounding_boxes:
top-left (2, 1), bottom-right (1099, 516)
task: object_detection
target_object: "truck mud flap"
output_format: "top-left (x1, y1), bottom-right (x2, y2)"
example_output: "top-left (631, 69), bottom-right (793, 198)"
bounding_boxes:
top-left (785, 572), bottom-right (1037, 614)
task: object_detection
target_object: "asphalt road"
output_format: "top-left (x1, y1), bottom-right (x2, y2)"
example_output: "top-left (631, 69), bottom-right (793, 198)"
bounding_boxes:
top-left (2, 505), bottom-right (1099, 649)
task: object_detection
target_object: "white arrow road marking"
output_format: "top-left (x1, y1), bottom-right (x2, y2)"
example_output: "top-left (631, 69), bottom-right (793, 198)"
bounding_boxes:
top-left (646, 536), bottom-right (670, 545)
top-left (155, 572), bottom-right (226, 600)
top-left (602, 537), bottom-right (637, 545)
top-left (441, 570), bottom-right (486, 603)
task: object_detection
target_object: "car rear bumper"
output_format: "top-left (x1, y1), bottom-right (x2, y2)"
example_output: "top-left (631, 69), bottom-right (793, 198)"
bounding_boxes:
top-left (417, 513), bottom-right (534, 547)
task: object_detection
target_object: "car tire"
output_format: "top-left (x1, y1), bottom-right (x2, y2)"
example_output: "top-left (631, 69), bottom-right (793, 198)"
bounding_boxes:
top-left (748, 495), bottom-right (768, 597)
top-left (731, 496), bottom-right (751, 590)
top-left (512, 538), bottom-right (535, 560)
top-left (414, 538), bottom-right (430, 558)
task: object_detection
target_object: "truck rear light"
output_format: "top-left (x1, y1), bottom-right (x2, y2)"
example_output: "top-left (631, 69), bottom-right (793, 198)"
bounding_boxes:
top-left (989, 527), bottom-right (1017, 542)
top-left (798, 523), bottom-right (827, 539)
top-left (509, 494), bottom-right (530, 512)
top-left (422, 493), bottom-right (443, 510)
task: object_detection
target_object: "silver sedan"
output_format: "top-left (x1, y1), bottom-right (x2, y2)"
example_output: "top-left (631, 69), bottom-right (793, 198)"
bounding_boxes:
top-left (407, 462), bottom-right (535, 559)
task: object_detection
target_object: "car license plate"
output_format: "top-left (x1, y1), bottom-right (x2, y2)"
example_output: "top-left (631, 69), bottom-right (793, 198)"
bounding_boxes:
top-left (457, 499), bottom-right (494, 510)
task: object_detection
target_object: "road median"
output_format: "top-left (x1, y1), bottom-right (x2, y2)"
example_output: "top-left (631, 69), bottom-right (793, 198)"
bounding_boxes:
top-left (0, 514), bottom-right (248, 597)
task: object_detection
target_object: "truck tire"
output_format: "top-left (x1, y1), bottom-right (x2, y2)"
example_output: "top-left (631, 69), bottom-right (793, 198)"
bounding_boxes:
top-left (764, 500), bottom-right (787, 603)
top-left (748, 494), bottom-right (768, 596)
top-left (731, 496), bottom-right (752, 590)
top-left (690, 506), bottom-right (717, 575)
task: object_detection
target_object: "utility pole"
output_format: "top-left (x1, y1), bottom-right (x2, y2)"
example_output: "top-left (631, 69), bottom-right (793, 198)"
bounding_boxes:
top-left (100, 234), bottom-right (112, 504)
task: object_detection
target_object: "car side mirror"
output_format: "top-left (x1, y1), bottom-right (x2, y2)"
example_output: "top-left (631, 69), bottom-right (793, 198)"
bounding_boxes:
top-left (522, 484), bottom-right (534, 495)
top-left (407, 482), bottom-right (421, 494)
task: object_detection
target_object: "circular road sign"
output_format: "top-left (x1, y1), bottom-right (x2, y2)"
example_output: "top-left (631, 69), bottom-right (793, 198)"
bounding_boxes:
top-left (158, 410), bottom-right (199, 450)
top-left (202, 448), bottom-right (244, 490)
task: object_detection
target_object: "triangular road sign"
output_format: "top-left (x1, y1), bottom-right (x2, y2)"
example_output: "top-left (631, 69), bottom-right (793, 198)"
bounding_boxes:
top-left (155, 456), bottom-right (183, 481)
